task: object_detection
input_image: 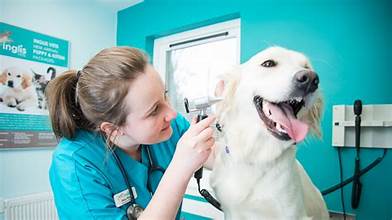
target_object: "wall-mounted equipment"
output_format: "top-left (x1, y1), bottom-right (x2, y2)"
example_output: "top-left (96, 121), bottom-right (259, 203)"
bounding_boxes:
top-left (332, 104), bottom-right (392, 148)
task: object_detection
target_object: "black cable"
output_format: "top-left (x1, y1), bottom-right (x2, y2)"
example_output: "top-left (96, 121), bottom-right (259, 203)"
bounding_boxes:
top-left (196, 178), bottom-right (222, 211)
top-left (322, 148), bottom-right (387, 195)
top-left (338, 147), bottom-right (346, 220)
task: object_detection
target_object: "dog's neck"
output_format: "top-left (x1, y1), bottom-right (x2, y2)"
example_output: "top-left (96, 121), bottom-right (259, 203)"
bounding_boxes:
top-left (219, 124), bottom-right (297, 168)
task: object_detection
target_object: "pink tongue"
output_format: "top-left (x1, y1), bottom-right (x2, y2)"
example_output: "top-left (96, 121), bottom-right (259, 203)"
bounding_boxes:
top-left (264, 102), bottom-right (309, 142)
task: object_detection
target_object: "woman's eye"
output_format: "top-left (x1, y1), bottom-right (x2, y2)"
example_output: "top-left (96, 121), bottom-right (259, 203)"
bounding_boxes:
top-left (150, 106), bottom-right (159, 116)
top-left (261, 60), bottom-right (277, 68)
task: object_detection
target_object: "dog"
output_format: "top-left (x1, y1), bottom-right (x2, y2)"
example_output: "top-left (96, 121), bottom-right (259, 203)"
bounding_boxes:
top-left (210, 46), bottom-right (329, 219)
top-left (0, 31), bottom-right (12, 43)
top-left (32, 67), bottom-right (56, 109)
top-left (0, 67), bottom-right (37, 111)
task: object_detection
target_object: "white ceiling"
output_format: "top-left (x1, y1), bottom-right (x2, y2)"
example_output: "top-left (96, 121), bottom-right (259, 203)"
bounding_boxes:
top-left (96, 0), bottom-right (143, 11)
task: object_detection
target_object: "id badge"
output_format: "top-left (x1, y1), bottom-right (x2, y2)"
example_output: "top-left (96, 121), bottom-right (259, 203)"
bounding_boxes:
top-left (113, 187), bottom-right (137, 207)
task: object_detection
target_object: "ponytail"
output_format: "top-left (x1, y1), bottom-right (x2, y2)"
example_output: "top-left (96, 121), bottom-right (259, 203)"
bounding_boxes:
top-left (45, 70), bottom-right (91, 139)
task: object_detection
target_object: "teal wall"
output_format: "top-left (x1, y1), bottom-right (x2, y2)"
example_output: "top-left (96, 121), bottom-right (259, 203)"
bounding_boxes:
top-left (117, 0), bottom-right (392, 219)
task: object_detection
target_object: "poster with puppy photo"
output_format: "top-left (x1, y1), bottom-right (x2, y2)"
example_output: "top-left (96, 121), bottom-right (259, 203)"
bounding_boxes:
top-left (0, 22), bottom-right (69, 149)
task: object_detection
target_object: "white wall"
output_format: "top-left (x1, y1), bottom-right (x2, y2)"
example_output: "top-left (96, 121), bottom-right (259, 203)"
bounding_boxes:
top-left (0, 0), bottom-right (117, 219)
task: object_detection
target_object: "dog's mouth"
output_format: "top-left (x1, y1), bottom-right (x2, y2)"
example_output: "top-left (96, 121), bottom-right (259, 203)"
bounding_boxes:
top-left (253, 95), bottom-right (309, 142)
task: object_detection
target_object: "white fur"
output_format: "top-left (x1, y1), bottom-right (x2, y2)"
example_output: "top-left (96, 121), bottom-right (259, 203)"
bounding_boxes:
top-left (0, 67), bottom-right (37, 111)
top-left (210, 47), bottom-right (329, 220)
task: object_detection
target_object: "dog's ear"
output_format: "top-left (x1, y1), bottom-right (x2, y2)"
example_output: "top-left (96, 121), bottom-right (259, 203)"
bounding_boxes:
top-left (303, 95), bottom-right (324, 138)
top-left (215, 80), bottom-right (225, 97)
top-left (215, 67), bottom-right (241, 123)
top-left (0, 70), bottom-right (7, 84)
top-left (21, 74), bottom-right (32, 89)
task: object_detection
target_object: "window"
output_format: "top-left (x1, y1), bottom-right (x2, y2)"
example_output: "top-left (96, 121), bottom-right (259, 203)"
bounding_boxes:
top-left (154, 19), bottom-right (240, 117)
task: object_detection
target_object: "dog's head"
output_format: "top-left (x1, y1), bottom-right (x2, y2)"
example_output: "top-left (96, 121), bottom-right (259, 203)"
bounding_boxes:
top-left (216, 47), bottom-right (323, 156)
top-left (1, 67), bottom-right (32, 90)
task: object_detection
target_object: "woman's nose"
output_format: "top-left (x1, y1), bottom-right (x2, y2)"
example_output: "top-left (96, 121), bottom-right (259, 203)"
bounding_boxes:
top-left (165, 105), bottom-right (177, 121)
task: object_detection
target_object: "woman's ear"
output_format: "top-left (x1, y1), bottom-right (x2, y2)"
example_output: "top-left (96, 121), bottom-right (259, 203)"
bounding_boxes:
top-left (100, 122), bottom-right (121, 137)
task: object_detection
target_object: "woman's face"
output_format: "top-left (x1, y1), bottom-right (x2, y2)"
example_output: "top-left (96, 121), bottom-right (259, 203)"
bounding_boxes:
top-left (119, 65), bottom-right (177, 145)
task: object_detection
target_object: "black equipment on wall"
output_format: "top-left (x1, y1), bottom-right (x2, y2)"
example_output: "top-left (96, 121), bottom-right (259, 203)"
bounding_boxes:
top-left (351, 100), bottom-right (362, 209)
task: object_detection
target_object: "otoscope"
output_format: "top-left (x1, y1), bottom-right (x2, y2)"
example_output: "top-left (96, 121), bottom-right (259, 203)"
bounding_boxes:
top-left (322, 99), bottom-right (387, 197)
top-left (351, 99), bottom-right (362, 209)
top-left (184, 96), bottom-right (223, 211)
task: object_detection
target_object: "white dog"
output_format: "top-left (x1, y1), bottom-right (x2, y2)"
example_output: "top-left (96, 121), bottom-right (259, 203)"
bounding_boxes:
top-left (210, 46), bottom-right (329, 220)
top-left (0, 67), bottom-right (37, 111)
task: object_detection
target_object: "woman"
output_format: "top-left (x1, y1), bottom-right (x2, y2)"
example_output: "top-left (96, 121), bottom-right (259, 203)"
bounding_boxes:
top-left (46, 47), bottom-right (216, 219)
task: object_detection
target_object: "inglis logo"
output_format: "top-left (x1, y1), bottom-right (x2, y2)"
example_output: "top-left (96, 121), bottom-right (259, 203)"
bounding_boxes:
top-left (2, 42), bottom-right (27, 56)
top-left (1, 31), bottom-right (27, 56)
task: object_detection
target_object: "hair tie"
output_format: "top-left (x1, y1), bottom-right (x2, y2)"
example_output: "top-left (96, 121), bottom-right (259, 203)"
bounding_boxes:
top-left (76, 70), bottom-right (82, 80)
top-left (75, 70), bottom-right (82, 105)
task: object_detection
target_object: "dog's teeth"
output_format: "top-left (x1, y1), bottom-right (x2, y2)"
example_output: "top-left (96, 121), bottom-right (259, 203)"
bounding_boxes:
top-left (295, 97), bottom-right (302, 102)
top-left (287, 97), bottom-right (303, 104)
top-left (277, 124), bottom-right (288, 134)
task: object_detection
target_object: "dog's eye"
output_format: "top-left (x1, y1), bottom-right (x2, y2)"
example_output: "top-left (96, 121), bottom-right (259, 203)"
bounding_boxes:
top-left (7, 72), bottom-right (11, 76)
top-left (16, 75), bottom-right (21, 78)
top-left (304, 64), bottom-right (311, 69)
top-left (261, 60), bottom-right (277, 68)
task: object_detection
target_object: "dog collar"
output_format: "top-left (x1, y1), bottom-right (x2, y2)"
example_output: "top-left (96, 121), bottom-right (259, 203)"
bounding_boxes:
top-left (225, 146), bottom-right (230, 154)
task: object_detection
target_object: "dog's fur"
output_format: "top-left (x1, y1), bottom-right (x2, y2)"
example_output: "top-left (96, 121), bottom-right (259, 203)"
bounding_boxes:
top-left (210, 47), bottom-right (328, 219)
top-left (0, 67), bottom-right (37, 111)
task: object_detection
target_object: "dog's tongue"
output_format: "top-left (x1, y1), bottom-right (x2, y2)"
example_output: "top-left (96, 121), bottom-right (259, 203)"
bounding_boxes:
top-left (265, 102), bottom-right (309, 142)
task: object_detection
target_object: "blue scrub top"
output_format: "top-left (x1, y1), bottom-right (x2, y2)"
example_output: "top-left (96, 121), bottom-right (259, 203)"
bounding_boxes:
top-left (49, 113), bottom-right (190, 220)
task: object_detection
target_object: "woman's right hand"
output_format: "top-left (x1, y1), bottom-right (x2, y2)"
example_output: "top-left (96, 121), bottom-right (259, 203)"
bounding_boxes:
top-left (172, 116), bottom-right (216, 177)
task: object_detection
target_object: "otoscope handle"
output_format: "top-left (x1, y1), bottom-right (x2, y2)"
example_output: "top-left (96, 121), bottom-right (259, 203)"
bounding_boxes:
top-left (197, 114), bottom-right (208, 123)
top-left (194, 114), bottom-right (208, 179)
top-left (355, 116), bottom-right (361, 150)
top-left (354, 99), bottom-right (362, 151)
top-left (352, 99), bottom-right (362, 209)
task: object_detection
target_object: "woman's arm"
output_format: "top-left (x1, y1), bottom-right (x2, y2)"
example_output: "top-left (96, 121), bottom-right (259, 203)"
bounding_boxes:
top-left (138, 159), bottom-right (192, 220)
top-left (139, 116), bottom-right (215, 220)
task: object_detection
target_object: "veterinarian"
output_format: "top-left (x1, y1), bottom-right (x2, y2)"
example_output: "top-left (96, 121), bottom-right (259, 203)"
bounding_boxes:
top-left (46, 46), bottom-right (216, 220)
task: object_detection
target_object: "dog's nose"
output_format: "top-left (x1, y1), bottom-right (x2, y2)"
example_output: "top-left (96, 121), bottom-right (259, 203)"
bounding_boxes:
top-left (293, 70), bottom-right (319, 93)
top-left (7, 80), bottom-right (14, 88)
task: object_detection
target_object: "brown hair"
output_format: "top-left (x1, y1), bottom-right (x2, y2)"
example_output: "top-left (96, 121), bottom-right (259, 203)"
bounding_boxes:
top-left (45, 47), bottom-right (148, 140)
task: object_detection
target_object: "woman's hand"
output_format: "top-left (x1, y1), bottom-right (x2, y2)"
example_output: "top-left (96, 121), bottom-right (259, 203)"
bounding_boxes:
top-left (172, 116), bottom-right (216, 177)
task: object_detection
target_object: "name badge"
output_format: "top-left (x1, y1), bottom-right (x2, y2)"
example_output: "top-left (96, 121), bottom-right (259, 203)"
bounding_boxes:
top-left (113, 187), bottom-right (137, 208)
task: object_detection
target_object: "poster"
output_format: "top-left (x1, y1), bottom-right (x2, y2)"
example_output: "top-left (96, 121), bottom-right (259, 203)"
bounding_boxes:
top-left (0, 22), bottom-right (69, 149)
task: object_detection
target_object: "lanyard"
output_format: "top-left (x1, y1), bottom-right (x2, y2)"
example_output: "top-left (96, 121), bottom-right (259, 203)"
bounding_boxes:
top-left (143, 145), bottom-right (166, 193)
top-left (112, 145), bottom-right (166, 205)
